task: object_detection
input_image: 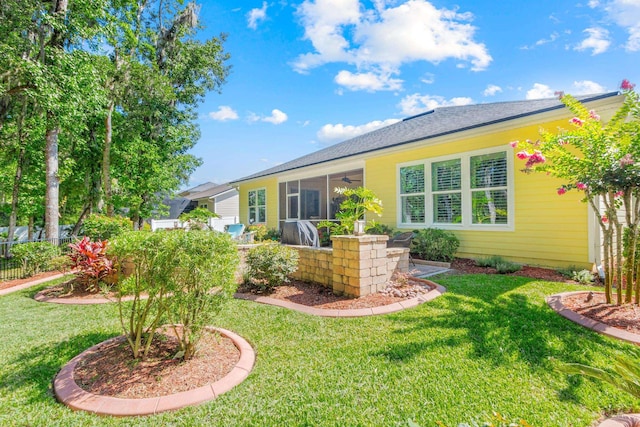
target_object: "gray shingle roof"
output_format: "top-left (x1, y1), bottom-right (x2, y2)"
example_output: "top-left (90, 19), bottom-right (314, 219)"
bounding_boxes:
top-left (232, 92), bottom-right (620, 183)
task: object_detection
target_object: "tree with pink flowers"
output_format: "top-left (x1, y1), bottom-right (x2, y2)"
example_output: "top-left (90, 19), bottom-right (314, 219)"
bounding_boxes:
top-left (513, 80), bottom-right (640, 305)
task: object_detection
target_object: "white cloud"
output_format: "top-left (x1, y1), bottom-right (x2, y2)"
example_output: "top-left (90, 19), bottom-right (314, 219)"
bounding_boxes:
top-left (247, 2), bottom-right (268, 29)
top-left (525, 81), bottom-right (606, 99)
top-left (572, 80), bottom-right (606, 94)
top-left (575, 27), bottom-right (611, 55)
top-left (421, 73), bottom-right (435, 84)
top-left (208, 106), bottom-right (239, 121)
top-left (293, 0), bottom-right (491, 91)
top-left (263, 109), bottom-right (288, 124)
top-left (247, 109), bottom-right (289, 124)
top-left (317, 118), bottom-right (401, 143)
top-left (536, 32), bottom-right (559, 46)
top-left (398, 93), bottom-right (473, 116)
top-left (334, 70), bottom-right (403, 91)
top-left (602, 0), bottom-right (640, 51)
top-left (588, 0), bottom-right (600, 8)
top-left (483, 84), bottom-right (502, 97)
top-left (525, 83), bottom-right (556, 100)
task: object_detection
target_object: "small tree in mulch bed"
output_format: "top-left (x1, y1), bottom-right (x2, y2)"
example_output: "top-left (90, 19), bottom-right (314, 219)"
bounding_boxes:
top-left (109, 230), bottom-right (238, 360)
top-left (514, 80), bottom-right (640, 305)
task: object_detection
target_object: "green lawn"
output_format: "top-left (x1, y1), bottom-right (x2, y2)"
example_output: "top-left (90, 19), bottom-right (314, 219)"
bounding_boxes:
top-left (0, 274), bottom-right (637, 426)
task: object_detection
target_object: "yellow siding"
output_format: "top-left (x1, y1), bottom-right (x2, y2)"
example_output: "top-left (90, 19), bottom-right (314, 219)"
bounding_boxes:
top-left (366, 119), bottom-right (591, 268)
top-left (238, 178), bottom-right (279, 229)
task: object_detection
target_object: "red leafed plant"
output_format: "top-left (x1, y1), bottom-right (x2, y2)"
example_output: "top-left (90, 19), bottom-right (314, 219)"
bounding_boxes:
top-left (68, 236), bottom-right (114, 292)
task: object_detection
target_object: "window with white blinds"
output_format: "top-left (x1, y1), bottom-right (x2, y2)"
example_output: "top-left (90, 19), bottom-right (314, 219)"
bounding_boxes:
top-left (432, 159), bottom-right (462, 224)
top-left (397, 148), bottom-right (512, 229)
top-left (399, 164), bottom-right (426, 223)
top-left (470, 152), bottom-right (508, 224)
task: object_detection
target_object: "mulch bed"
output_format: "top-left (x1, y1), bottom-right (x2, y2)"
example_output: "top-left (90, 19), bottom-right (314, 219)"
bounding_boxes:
top-left (561, 292), bottom-right (640, 335)
top-left (236, 273), bottom-right (435, 310)
top-left (74, 327), bottom-right (239, 399)
top-left (448, 258), bottom-right (573, 282)
top-left (35, 278), bottom-right (120, 301)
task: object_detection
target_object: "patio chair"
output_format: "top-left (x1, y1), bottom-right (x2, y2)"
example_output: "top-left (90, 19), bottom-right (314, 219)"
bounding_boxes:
top-left (387, 231), bottom-right (416, 266)
top-left (224, 224), bottom-right (255, 243)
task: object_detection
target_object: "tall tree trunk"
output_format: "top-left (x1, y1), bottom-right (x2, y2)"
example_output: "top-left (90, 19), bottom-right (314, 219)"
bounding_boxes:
top-left (71, 204), bottom-right (91, 237)
top-left (102, 101), bottom-right (114, 216)
top-left (43, 0), bottom-right (69, 241)
top-left (28, 216), bottom-right (34, 240)
top-left (45, 115), bottom-right (60, 241)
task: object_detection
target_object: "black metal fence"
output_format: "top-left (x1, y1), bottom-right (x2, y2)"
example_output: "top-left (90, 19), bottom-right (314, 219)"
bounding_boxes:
top-left (0, 237), bottom-right (74, 282)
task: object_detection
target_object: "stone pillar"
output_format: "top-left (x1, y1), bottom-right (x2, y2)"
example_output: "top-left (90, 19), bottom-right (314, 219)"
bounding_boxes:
top-left (331, 235), bottom-right (389, 297)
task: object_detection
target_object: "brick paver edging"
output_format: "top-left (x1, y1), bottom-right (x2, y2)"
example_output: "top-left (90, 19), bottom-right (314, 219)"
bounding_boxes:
top-left (234, 277), bottom-right (446, 317)
top-left (546, 291), bottom-right (640, 345)
top-left (54, 327), bottom-right (255, 417)
top-left (0, 272), bottom-right (69, 297)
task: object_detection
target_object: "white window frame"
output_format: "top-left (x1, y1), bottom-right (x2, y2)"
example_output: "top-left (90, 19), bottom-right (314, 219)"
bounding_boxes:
top-left (248, 188), bottom-right (266, 224)
top-left (397, 146), bottom-right (514, 231)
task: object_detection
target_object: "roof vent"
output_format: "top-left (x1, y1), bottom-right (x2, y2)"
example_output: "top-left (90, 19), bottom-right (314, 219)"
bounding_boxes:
top-left (402, 109), bottom-right (435, 121)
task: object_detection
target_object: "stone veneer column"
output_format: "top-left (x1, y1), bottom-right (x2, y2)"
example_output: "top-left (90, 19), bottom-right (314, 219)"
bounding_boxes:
top-left (330, 235), bottom-right (389, 297)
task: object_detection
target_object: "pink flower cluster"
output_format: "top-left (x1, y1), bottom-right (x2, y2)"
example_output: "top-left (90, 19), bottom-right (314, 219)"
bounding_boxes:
top-left (620, 153), bottom-right (634, 166)
top-left (557, 187), bottom-right (567, 195)
top-left (621, 79), bottom-right (636, 91)
top-left (570, 117), bottom-right (584, 126)
top-left (517, 150), bottom-right (546, 168)
top-left (589, 110), bottom-right (600, 121)
top-left (576, 182), bottom-right (587, 190)
top-left (509, 140), bottom-right (519, 148)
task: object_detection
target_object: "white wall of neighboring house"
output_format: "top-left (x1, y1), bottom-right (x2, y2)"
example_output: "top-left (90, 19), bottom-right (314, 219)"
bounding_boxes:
top-left (213, 191), bottom-right (239, 218)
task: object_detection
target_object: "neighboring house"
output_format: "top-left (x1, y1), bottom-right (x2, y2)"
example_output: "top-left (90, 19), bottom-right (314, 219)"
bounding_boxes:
top-left (161, 182), bottom-right (239, 220)
top-left (231, 92), bottom-right (624, 269)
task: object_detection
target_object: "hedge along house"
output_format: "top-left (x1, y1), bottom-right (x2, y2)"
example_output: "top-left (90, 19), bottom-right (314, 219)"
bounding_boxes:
top-left (231, 92), bottom-right (624, 269)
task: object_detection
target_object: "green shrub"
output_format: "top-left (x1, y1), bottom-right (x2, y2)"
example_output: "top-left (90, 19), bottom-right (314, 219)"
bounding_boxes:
top-left (11, 241), bottom-right (60, 277)
top-left (178, 207), bottom-right (218, 230)
top-left (495, 261), bottom-right (522, 274)
top-left (556, 264), bottom-right (584, 278)
top-left (476, 255), bottom-right (522, 274)
top-left (83, 214), bottom-right (132, 240)
top-left (572, 269), bottom-right (594, 284)
top-left (110, 230), bottom-right (239, 360)
top-left (365, 221), bottom-right (395, 236)
top-left (476, 255), bottom-right (504, 268)
top-left (48, 255), bottom-right (73, 274)
top-left (163, 230), bottom-right (239, 359)
top-left (245, 244), bottom-right (299, 292)
top-left (247, 225), bottom-right (281, 242)
top-left (109, 231), bottom-right (174, 360)
top-left (411, 228), bottom-right (460, 262)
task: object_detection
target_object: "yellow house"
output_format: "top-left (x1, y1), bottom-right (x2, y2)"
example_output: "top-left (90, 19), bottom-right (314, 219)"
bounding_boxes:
top-left (231, 92), bottom-right (624, 269)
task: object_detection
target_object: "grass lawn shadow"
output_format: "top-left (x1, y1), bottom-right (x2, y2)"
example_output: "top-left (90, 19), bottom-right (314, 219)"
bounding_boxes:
top-left (376, 274), bottom-right (624, 369)
top-left (0, 331), bottom-right (115, 404)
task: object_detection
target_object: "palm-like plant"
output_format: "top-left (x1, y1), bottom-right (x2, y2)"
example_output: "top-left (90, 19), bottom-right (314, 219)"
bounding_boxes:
top-left (318, 186), bottom-right (383, 235)
top-left (559, 350), bottom-right (640, 398)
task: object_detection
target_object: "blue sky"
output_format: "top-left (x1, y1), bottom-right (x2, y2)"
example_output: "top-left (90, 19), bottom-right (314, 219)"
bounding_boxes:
top-left (189, 0), bottom-right (640, 187)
